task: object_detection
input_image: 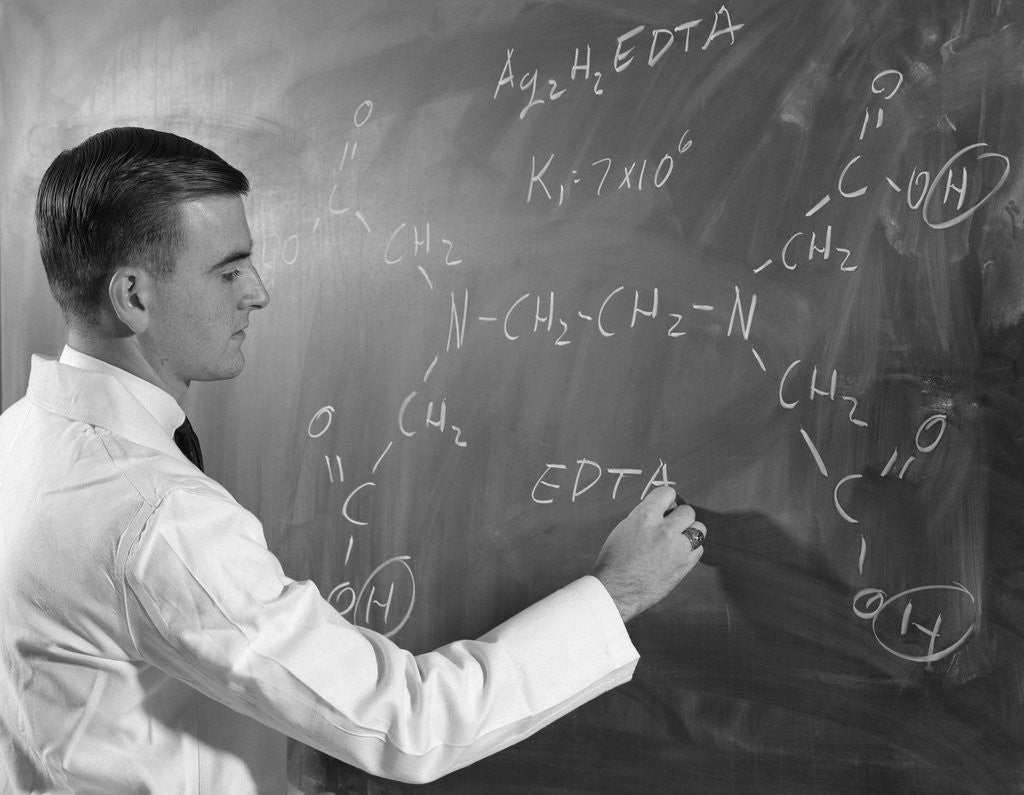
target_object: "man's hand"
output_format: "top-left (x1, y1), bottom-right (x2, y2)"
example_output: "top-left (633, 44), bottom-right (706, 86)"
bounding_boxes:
top-left (591, 486), bottom-right (707, 623)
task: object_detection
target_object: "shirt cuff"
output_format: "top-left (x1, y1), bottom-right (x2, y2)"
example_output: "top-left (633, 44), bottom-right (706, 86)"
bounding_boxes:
top-left (477, 574), bottom-right (640, 713)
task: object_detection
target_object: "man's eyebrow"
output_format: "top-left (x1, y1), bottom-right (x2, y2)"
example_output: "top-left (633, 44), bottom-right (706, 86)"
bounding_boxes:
top-left (208, 244), bottom-right (253, 272)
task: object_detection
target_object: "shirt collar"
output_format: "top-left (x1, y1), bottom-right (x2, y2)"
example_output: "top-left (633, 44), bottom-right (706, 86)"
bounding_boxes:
top-left (59, 345), bottom-right (186, 439)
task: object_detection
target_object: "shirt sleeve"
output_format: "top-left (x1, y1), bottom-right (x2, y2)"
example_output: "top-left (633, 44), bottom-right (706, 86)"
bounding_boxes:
top-left (120, 486), bottom-right (639, 784)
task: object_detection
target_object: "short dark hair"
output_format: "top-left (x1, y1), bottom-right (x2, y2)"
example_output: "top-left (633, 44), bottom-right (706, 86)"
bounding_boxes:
top-left (35, 126), bottom-right (249, 321)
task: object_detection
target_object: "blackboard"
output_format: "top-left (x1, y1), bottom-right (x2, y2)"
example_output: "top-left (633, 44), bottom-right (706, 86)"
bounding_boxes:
top-left (3, 1), bottom-right (1024, 791)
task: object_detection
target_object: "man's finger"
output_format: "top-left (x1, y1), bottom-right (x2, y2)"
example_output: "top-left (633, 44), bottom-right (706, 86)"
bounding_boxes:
top-left (642, 485), bottom-right (678, 515)
top-left (682, 520), bottom-right (707, 551)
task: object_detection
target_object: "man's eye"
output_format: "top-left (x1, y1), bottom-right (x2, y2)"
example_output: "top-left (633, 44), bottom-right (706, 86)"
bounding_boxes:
top-left (222, 269), bottom-right (243, 282)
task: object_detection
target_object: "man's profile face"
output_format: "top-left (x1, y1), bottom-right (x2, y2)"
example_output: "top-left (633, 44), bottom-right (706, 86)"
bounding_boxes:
top-left (143, 194), bottom-right (268, 394)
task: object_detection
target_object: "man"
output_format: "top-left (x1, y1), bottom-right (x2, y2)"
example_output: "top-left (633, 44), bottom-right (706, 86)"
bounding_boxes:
top-left (0, 127), bottom-right (708, 792)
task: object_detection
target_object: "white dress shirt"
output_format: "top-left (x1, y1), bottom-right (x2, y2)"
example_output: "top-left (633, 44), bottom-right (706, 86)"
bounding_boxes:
top-left (0, 349), bottom-right (639, 793)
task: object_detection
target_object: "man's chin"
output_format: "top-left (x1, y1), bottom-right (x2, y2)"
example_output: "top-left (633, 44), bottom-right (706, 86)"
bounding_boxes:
top-left (223, 355), bottom-right (246, 380)
top-left (193, 356), bottom-right (246, 383)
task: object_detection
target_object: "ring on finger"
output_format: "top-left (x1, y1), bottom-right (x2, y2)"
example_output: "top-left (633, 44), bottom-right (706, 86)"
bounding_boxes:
top-left (682, 525), bottom-right (705, 550)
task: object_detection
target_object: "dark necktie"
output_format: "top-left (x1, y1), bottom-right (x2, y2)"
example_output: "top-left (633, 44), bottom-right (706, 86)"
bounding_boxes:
top-left (174, 417), bottom-right (204, 472)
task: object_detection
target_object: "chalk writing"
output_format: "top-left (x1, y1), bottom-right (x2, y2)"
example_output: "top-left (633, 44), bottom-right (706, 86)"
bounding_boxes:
top-left (832, 414), bottom-right (949, 527)
top-left (287, 48), bottom-right (990, 672)
top-left (778, 361), bottom-right (867, 427)
top-left (493, 6), bottom-right (744, 119)
top-left (756, 69), bottom-right (1007, 282)
top-left (325, 98), bottom-right (376, 232)
top-left (526, 134), bottom-right (692, 205)
top-left (307, 405), bottom-right (336, 438)
top-left (753, 225), bottom-right (854, 274)
top-left (398, 390), bottom-right (467, 448)
top-left (887, 143), bottom-right (1011, 229)
top-left (384, 221), bottom-right (464, 291)
top-left (531, 458), bottom-right (676, 504)
top-left (328, 554), bottom-right (416, 639)
top-left (446, 284), bottom-right (757, 351)
top-left (852, 582), bottom-right (977, 667)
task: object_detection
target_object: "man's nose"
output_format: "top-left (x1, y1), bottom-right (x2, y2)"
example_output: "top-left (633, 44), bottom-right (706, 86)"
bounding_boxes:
top-left (242, 264), bottom-right (270, 310)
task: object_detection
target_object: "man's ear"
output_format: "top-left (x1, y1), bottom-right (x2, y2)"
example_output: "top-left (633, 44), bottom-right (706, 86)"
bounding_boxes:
top-left (108, 267), bottom-right (154, 334)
